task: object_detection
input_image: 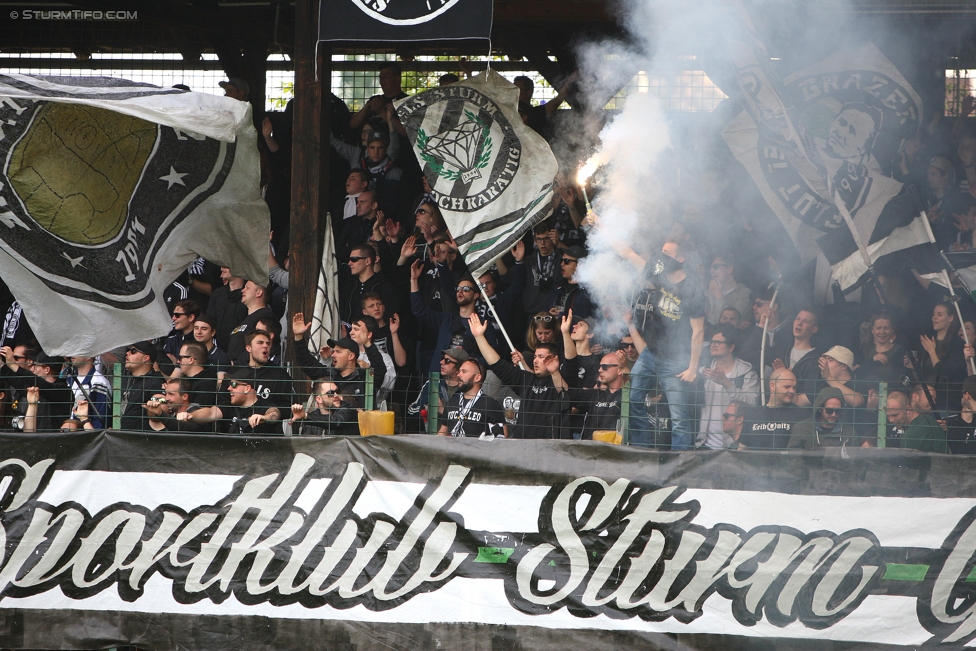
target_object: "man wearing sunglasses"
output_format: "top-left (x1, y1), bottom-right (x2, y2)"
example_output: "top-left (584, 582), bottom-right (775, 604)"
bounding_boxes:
top-left (410, 261), bottom-right (497, 373)
top-left (545, 245), bottom-right (593, 319)
top-left (341, 243), bottom-right (397, 325)
top-left (121, 341), bottom-right (163, 432)
top-left (291, 381), bottom-right (359, 436)
top-left (570, 351), bottom-right (626, 440)
top-left (787, 387), bottom-right (856, 449)
top-left (180, 368), bottom-right (282, 435)
top-left (1, 348), bottom-right (71, 431)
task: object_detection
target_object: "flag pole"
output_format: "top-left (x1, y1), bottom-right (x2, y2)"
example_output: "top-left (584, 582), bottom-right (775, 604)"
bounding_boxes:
top-left (477, 286), bottom-right (527, 371)
top-left (919, 211), bottom-right (976, 376)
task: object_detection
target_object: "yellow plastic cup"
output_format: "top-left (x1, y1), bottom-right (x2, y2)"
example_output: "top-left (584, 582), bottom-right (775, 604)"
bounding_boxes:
top-left (358, 411), bottom-right (395, 436)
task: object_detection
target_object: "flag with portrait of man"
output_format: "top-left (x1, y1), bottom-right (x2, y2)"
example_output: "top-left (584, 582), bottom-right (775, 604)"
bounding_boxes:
top-left (720, 22), bottom-right (926, 300)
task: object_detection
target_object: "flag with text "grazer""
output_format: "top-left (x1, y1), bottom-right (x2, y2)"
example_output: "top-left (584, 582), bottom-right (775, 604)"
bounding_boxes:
top-left (7, 432), bottom-right (976, 650)
top-left (0, 75), bottom-right (269, 355)
top-left (396, 71), bottom-right (558, 277)
top-left (720, 25), bottom-right (925, 296)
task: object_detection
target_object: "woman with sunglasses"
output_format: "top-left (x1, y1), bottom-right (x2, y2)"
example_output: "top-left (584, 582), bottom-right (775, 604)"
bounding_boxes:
top-left (524, 312), bottom-right (563, 363)
top-left (787, 386), bottom-right (856, 449)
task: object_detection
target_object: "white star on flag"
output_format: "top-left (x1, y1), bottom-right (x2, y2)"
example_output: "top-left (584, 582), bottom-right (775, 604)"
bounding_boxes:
top-left (159, 166), bottom-right (188, 189)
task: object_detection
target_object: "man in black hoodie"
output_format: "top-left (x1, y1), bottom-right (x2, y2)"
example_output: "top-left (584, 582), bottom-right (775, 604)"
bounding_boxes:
top-left (206, 267), bottom-right (247, 352)
top-left (469, 311), bottom-right (577, 439)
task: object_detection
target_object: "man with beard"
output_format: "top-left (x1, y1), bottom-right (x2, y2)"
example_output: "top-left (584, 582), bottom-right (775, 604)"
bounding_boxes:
top-left (740, 367), bottom-right (804, 450)
top-left (571, 351), bottom-right (626, 440)
top-left (470, 310), bottom-right (577, 439)
top-left (179, 368), bottom-right (282, 435)
top-left (206, 267), bottom-right (247, 353)
top-left (411, 263), bottom-right (497, 373)
top-left (438, 359), bottom-right (507, 438)
top-left (2, 353), bottom-right (71, 431)
top-left (788, 386), bottom-right (855, 449)
top-left (291, 381), bottom-right (360, 436)
top-left (885, 390), bottom-right (947, 453)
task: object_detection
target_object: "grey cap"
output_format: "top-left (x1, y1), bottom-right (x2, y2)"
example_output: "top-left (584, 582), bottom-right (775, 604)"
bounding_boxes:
top-left (442, 346), bottom-right (470, 363)
top-left (218, 77), bottom-right (250, 97)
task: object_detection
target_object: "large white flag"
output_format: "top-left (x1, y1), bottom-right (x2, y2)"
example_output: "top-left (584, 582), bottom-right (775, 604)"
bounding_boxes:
top-left (309, 215), bottom-right (340, 357)
top-left (396, 70), bottom-right (557, 276)
top-left (0, 75), bottom-right (269, 355)
top-left (721, 38), bottom-right (925, 294)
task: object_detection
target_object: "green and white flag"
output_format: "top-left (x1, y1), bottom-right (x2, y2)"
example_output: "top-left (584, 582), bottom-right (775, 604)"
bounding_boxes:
top-left (0, 75), bottom-right (269, 355)
top-left (396, 70), bottom-right (557, 276)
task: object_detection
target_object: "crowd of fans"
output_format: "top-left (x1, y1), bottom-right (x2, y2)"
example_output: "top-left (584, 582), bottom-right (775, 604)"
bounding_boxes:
top-left (1, 63), bottom-right (976, 453)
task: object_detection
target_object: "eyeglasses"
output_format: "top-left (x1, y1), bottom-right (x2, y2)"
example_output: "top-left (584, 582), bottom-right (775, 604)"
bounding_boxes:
top-left (455, 286), bottom-right (475, 293)
top-left (319, 390), bottom-right (337, 397)
top-left (228, 381), bottom-right (248, 389)
top-left (823, 407), bottom-right (840, 416)
top-left (440, 357), bottom-right (458, 366)
top-left (178, 354), bottom-right (195, 360)
top-left (721, 413), bottom-right (740, 420)
top-left (754, 300), bottom-right (766, 307)
top-left (11, 355), bottom-right (27, 362)
top-left (416, 208), bottom-right (432, 215)
top-left (533, 315), bottom-right (554, 323)
top-left (172, 312), bottom-right (187, 318)
top-left (348, 256), bottom-right (368, 263)
top-left (599, 363), bottom-right (618, 370)
top-left (127, 347), bottom-right (145, 356)
top-left (620, 341), bottom-right (636, 349)
top-left (560, 258), bottom-right (577, 265)
top-left (708, 339), bottom-right (728, 346)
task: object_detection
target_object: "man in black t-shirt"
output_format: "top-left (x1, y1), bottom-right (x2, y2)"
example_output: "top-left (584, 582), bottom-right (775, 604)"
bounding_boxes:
top-left (946, 376), bottom-right (976, 454)
top-left (182, 368), bottom-right (282, 435)
top-left (624, 240), bottom-right (706, 450)
top-left (226, 280), bottom-right (276, 362)
top-left (571, 352), bottom-right (625, 440)
top-left (121, 341), bottom-right (163, 431)
top-left (438, 359), bottom-right (506, 438)
top-left (740, 367), bottom-right (806, 449)
top-left (178, 343), bottom-right (219, 407)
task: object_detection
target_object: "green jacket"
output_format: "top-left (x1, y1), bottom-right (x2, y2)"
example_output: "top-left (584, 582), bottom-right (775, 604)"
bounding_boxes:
top-left (903, 413), bottom-right (948, 454)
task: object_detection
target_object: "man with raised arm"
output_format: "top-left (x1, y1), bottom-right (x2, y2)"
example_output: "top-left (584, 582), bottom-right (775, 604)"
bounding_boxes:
top-left (618, 239), bottom-right (706, 449)
top-left (291, 312), bottom-right (384, 402)
top-left (468, 310), bottom-right (577, 439)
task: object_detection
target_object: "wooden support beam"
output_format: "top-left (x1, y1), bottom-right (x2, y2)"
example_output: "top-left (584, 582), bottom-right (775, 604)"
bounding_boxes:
top-left (289, 0), bottom-right (331, 333)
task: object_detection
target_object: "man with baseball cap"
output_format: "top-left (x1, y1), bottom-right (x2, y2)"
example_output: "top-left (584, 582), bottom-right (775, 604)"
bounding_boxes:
top-left (291, 313), bottom-right (385, 402)
top-left (180, 368), bottom-right (281, 435)
top-left (219, 77), bottom-right (249, 102)
top-left (121, 341), bottom-right (163, 432)
top-left (408, 346), bottom-right (468, 426)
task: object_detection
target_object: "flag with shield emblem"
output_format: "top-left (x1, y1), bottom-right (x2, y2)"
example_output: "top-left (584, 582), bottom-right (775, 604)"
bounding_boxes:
top-left (396, 70), bottom-right (558, 276)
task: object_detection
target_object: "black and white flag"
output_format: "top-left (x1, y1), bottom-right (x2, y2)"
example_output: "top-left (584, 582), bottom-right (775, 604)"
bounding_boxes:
top-left (720, 19), bottom-right (925, 296)
top-left (0, 75), bottom-right (269, 355)
top-left (318, 0), bottom-right (491, 42)
top-left (397, 71), bottom-right (557, 276)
